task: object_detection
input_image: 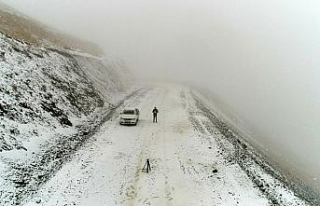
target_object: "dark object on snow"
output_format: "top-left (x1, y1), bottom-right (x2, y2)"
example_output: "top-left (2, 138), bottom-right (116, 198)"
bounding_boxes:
top-left (13, 179), bottom-right (28, 188)
top-left (142, 159), bottom-right (151, 173)
top-left (41, 101), bottom-right (72, 126)
top-left (59, 116), bottom-right (73, 127)
top-left (17, 145), bottom-right (27, 151)
top-left (212, 169), bottom-right (218, 173)
top-left (152, 107), bottom-right (159, 123)
top-left (0, 51), bottom-right (5, 60)
top-left (0, 103), bottom-right (7, 116)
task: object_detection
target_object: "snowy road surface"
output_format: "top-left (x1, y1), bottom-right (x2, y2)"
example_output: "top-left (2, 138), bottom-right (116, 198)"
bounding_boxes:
top-left (24, 85), bottom-right (305, 206)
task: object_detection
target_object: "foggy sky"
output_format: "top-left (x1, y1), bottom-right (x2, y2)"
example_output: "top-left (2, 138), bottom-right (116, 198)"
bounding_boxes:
top-left (1, 0), bottom-right (320, 187)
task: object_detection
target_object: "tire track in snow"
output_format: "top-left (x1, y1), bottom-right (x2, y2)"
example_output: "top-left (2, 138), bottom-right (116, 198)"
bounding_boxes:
top-left (20, 87), bottom-right (154, 206)
top-left (127, 87), bottom-right (177, 206)
top-left (178, 89), bottom-right (270, 205)
top-left (120, 87), bottom-right (167, 206)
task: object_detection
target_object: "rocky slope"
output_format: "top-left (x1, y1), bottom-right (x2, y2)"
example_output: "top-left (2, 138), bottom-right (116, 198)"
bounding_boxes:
top-left (0, 31), bottom-right (131, 151)
top-left (0, 2), bottom-right (103, 55)
top-left (0, 32), bottom-right (134, 204)
top-left (0, 9), bottom-right (134, 204)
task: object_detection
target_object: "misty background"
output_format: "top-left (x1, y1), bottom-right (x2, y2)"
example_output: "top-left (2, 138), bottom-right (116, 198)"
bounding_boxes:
top-left (1, 0), bottom-right (320, 189)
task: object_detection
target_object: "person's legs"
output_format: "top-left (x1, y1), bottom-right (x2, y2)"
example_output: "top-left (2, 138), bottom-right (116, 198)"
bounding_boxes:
top-left (153, 114), bottom-right (156, 123)
top-left (155, 114), bottom-right (157, 123)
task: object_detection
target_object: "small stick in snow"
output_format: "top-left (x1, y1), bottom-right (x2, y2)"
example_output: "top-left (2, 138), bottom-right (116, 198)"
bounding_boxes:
top-left (142, 159), bottom-right (151, 173)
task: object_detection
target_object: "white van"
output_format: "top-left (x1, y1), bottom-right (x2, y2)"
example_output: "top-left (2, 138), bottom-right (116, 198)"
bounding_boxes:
top-left (119, 108), bottom-right (140, 125)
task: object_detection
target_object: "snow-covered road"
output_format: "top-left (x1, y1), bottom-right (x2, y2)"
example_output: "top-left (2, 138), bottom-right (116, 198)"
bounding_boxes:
top-left (23, 85), bottom-right (307, 206)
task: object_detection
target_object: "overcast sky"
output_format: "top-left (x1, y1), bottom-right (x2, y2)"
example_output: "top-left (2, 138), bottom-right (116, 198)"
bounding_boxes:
top-left (1, 0), bottom-right (320, 188)
top-left (3, 0), bottom-right (319, 81)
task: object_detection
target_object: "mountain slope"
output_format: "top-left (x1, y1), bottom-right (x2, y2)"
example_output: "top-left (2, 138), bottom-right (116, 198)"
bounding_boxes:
top-left (0, 3), bottom-right (135, 204)
top-left (0, 2), bottom-right (103, 55)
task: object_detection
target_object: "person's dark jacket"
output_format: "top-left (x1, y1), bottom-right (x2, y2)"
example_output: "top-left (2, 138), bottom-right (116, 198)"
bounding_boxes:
top-left (152, 108), bottom-right (158, 114)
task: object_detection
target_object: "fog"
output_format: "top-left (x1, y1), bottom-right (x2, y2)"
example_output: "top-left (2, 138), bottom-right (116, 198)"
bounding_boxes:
top-left (2, 0), bottom-right (320, 190)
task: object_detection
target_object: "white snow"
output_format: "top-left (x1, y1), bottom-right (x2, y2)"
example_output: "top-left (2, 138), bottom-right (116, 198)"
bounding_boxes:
top-left (0, 31), bottom-right (311, 205)
top-left (22, 85), bottom-right (286, 206)
top-left (0, 32), bottom-right (134, 205)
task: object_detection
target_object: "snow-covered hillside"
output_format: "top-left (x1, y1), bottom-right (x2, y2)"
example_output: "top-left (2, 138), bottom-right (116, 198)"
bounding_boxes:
top-left (0, 2), bottom-right (103, 55)
top-left (0, 32), bottom-right (133, 205)
top-left (191, 88), bottom-right (320, 205)
top-left (72, 53), bottom-right (132, 102)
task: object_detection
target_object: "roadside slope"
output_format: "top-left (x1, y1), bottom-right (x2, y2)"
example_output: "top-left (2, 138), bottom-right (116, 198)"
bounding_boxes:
top-left (192, 88), bottom-right (320, 205)
top-left (0, 30), bottom-right (133, 205)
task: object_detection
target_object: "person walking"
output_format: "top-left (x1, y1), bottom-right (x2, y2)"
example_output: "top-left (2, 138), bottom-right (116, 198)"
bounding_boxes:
top-left (152, 107), bottom-right (159, 123)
